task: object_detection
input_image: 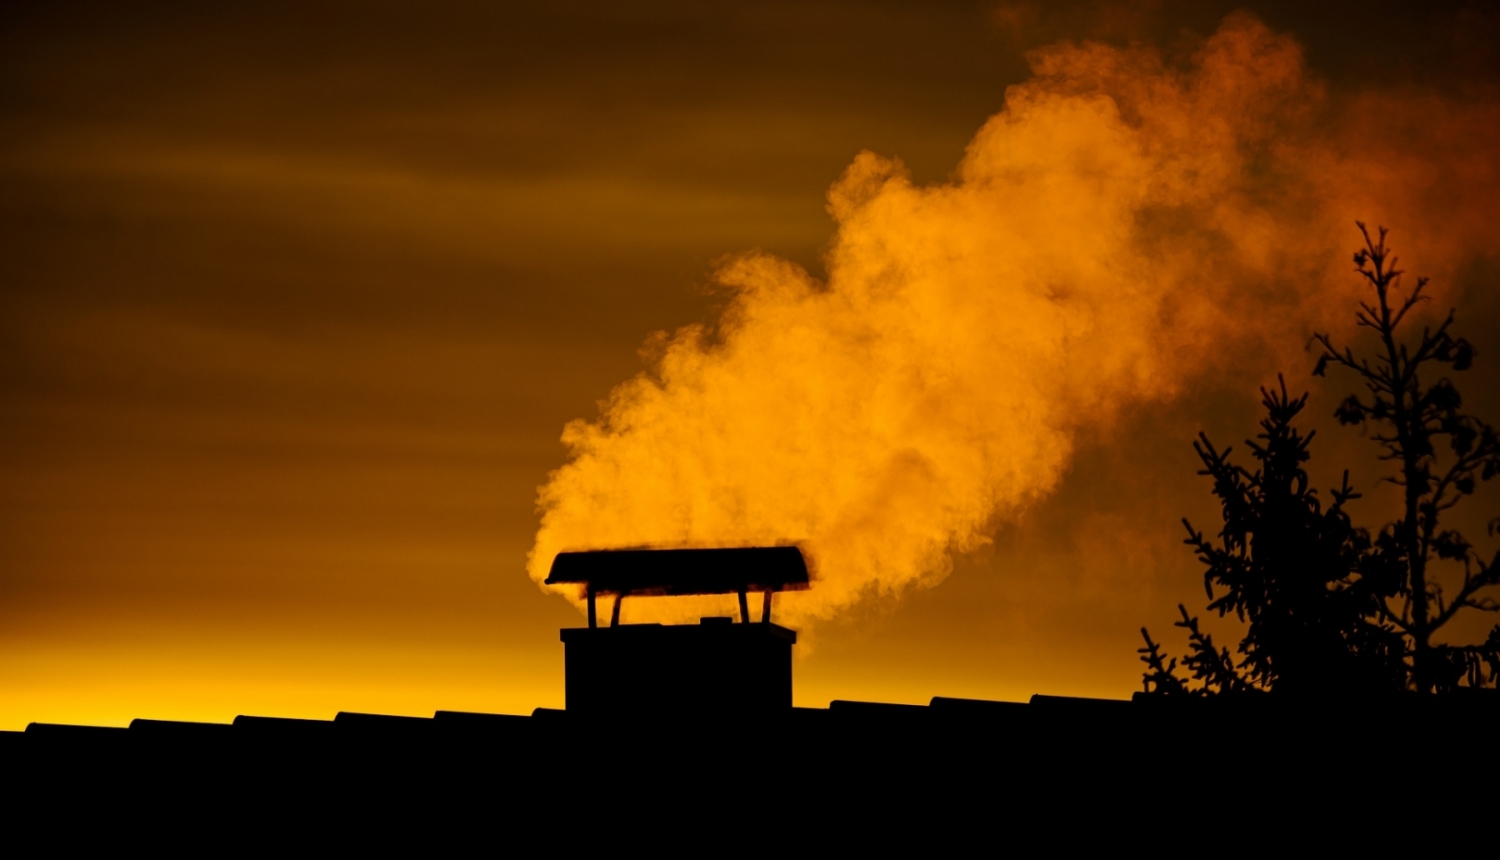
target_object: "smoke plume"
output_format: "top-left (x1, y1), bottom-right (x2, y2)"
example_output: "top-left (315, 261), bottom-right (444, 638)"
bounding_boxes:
top-left (528, 13), bottom-right (1500, 626)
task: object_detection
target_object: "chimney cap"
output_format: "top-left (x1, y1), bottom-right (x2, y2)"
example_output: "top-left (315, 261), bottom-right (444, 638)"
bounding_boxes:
top-left (545, 546), bottom-right (810, 596)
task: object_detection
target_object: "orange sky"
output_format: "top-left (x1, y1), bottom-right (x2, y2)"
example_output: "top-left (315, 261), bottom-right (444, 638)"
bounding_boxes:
top-left (4, 1), bottom-right (1500, 729)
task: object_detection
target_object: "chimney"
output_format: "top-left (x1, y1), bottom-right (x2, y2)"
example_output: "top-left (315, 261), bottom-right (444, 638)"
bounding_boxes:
top-left (545, 547), bottom-right (809, 717)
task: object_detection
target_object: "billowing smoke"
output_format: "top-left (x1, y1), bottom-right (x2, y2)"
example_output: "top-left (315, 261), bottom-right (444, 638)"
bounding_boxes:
top-left (528, 14), bottom-right (1500, 627)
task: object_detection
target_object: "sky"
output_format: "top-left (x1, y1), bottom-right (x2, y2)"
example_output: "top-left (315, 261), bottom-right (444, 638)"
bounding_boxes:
top-left (4, 0), bottom-right (1500, 729)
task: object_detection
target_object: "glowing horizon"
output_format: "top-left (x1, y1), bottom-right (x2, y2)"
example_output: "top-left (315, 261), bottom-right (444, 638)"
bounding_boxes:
top-left (4, 1), bottom-right (1500, 730)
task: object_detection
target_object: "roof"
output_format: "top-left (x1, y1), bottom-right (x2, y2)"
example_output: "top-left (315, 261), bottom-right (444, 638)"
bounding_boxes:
top-left (544, 546), bottom-right (811, 596)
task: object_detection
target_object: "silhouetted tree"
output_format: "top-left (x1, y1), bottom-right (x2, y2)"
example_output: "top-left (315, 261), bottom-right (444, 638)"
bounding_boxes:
top-left (1311, 225), bottom-right (1500, 693)
top-left (1141, 226), bottom-right (1500, 696)
top-left (1140, 380), bottom-right (1404, 696)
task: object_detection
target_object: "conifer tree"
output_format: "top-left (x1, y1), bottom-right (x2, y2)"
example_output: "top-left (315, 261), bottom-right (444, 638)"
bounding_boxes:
top-left (1141, 227), bottom-right (1500, 695)
top-left (1311, 225), bottom-right (1500, 693)
top-left (1139, 380), bottom-right (1404, 696)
